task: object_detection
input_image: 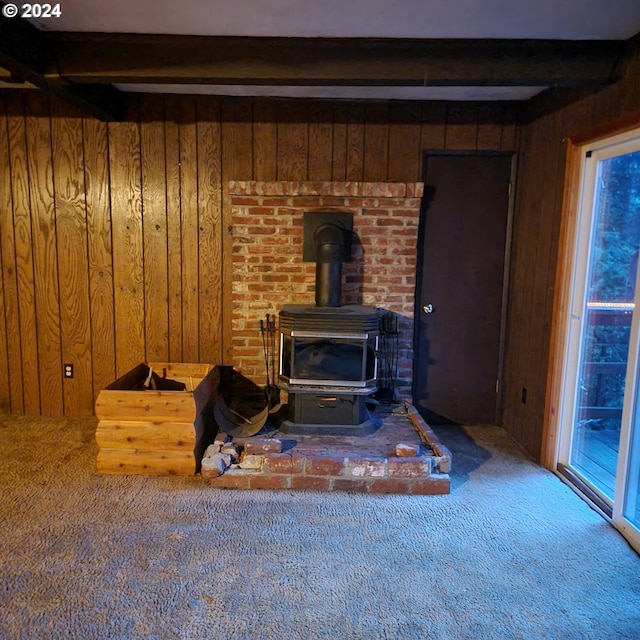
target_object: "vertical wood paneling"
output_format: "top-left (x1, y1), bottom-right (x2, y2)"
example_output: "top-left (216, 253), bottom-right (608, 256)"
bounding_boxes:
top-left (1, 93), bottom-right (529, 421)
top-left (109, 117), bottom-right (145, 376)
top-left (331, 105), bottom-right (348, 181)
top-left (502, 112), bottom-right (558, 454)
top-left (277, 103), bottom-right (309, 180)
top-left (476, 104), bottom-right (504, 151)
top-left (163, 96), bottom-right (183, 362)
top-left (0, 96), bottom-right (14, 413)
top-left (221, 101), bottom-right (253, 180)
top-left (51, 97), bottom-right (93, 415)
top-left (521, 117), bottom-right (556, 454)
top-left (196, 97), bottom-right (223, 364)
top-left (420, 103), bottom-right (447, 152)
top-left (83, 115), bottom-right (115, 399)
top-left (503, 97), bottom-right (593, 457)
top-left (178, 98), bottom-right (200, 362)
top-left (139, 96), bottom-right (170, 363)
top-left (388, 104), bottom-right (422, 181)
top-left (345, 104), bottom-right (365, 181)
top-left (623, 46), bottom-right (640, 107)
top-left (503, 124), bottom-right (539, 443)
top-left (308, 103), bottom-right (334, 180)
top-left (0, 228), bottom-right (8, 411)
top-left (445, 104), bottom-right (479, 150)
top-left (253, 100), bottom-right (277, 181)
top-left (499, 105), bottom-right (519, 152)
top-left (26, 94), bottom-right (62, 415)
top-left (8, 94), bottom-right (40, 414)
top-left (363, 104), bottom-right (389, 182)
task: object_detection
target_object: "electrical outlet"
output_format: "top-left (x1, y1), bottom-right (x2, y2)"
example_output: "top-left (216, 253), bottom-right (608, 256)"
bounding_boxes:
top-left (64, 363), bottom-right (74, 379)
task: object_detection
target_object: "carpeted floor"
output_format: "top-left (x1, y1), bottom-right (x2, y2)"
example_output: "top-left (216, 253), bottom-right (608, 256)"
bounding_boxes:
top-left (1, 415), bottom-right (639, 639)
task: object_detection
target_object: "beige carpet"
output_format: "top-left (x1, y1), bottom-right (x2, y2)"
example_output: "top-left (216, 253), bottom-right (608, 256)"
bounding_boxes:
top-left (1, 415), bottom-right (639, 639)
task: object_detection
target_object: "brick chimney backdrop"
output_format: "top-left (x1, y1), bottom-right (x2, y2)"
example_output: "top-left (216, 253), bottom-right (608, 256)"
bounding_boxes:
top-left (228, 181), bottom-right (424, 400)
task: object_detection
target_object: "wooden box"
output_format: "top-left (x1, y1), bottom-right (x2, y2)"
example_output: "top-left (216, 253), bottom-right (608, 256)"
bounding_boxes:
top-left (95, 362), bottom-right (219, 475)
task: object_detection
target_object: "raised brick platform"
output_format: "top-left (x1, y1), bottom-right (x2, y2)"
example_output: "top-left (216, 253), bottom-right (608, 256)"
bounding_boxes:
top-left (204, 403), bottom-right (451, 494)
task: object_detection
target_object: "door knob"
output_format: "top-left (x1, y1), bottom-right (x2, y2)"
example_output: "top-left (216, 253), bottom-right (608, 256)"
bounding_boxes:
top-left (423, 304), bottom-right (434, 314)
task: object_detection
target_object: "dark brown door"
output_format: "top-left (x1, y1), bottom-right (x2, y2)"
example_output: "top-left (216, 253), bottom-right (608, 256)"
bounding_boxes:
top-left (413, 153), bottom-right (512, 424)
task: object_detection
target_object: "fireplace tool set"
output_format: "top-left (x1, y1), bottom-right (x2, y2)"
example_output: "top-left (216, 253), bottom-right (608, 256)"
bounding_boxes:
top-left (377, 311), bottom-right (400, 404)
top-left (260, 313), bottom-right (280, 409)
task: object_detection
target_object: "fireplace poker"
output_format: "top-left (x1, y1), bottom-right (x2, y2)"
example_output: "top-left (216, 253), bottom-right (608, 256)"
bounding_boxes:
top-left (269, 313), bottom-right (277, 398)
top-left (260, 318), bottom-right (271, 389)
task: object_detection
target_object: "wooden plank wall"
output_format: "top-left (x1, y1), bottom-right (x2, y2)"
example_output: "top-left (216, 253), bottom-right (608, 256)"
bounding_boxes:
top-left (502, 42), bottom-right (640, 459)
top-left (0, 91), bottom-right (518, 420)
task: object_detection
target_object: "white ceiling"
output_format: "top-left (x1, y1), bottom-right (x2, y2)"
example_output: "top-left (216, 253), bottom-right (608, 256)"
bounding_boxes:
top-left (22, 0), bottom-right (640, 101)
top-left (31, 0), bottom-right (640, 39)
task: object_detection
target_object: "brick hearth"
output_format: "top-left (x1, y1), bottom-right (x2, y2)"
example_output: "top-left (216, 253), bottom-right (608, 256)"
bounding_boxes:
top-left (203, 403), bottom-right (451, 495)
top-left (228, 180), bottom-right (423, 400)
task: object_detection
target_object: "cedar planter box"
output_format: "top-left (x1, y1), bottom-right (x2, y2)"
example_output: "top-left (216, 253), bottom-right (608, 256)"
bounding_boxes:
top-left (95, 362), bottom-right (219, 476)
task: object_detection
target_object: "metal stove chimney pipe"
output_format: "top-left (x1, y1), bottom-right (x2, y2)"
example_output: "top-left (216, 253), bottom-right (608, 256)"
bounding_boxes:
top-left (314, 223), bottom-right (346, 307)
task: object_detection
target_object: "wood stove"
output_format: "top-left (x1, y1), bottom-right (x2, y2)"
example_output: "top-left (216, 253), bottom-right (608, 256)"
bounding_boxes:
top-left (278, 212), bottom-right (380, 435)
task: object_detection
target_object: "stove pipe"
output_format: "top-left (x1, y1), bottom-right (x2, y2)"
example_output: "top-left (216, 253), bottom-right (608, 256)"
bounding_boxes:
top-left (314, 223), bottom-right (346, 307)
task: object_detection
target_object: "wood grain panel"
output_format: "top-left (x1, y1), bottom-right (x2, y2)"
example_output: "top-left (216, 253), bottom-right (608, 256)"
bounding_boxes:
top-left (95, 420), bottom-right (195, 449)
top-left (388, 104), bottom-right (421, 181)
top-left (139, 95), bottom-right (169, 363)
top-left (308, 102), bottom-right (333, 180)
top-left (476, 104), bottom-right (504, 151)
top-left (108, 116), bottom-right (145, 376)
top-left (502, 184), bottom-right (527, 436)
top-left (196, 97), bottom-right (223, 364)
top-left (51, 96), bottom-right (93, 415)
top-left (26, 94), bottom-right (63, 415)
top-left (96, 448), bottom-right (194, 475)
top-left (622, 45), bottom-right (640, 107)
top-left (331, 105), bottom-right (348, 181)
top-left (83, 116), bottom-right (116, 399)
top-left (95, 389), bottom-right (197, 421)
top-left (445, 104), bottom-right (479, 151)
top-left (252, 100), bottom-right (277, 181)
top-left (503, 121), bottom-right (543, 444)
top-left (530, 113), bottom-right (570, 458)
top-left (363, 104), bottom-right (389, 182)
top-left (420, 103), bottom-right (447, 153)
top-left (0, 96), bottom-right (13, 413)
top-left (345, 104), bottom-right (365, 181)
top-left (277, 102), bottom-right (309, 180)
top-left (523, 115), bottom-right (559, 456)
top-left (8, 93), bottom-right (40, 414)
top-left (499, 104), bottom-right (519, 151)
top-left (0, 247), bottom-right (8, 412)
top-left (163, 96), bottom-right (183, 362)
top-left (221, 100), bottom-right (253, 180)
top-left (178, 97), bottom-right (200, 363)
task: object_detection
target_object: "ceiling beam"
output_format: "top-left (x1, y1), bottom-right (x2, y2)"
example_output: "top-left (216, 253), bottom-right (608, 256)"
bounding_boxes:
top-left (0, 13), bottom-right (124, 120)
top-left (48, 34), bottom-right (626, 89)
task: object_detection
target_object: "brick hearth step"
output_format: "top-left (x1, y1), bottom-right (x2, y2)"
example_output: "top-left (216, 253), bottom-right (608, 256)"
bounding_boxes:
top-left (202, 403), bottom-right (451, 495)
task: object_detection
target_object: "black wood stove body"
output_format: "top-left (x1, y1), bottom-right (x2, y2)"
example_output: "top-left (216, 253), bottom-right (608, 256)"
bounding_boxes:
top-left (278, 212), bottom-right (380, 435)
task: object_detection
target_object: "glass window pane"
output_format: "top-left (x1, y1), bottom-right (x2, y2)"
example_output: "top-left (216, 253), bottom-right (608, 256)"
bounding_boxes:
top-left (570, 150), bottom-right (640, 500)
